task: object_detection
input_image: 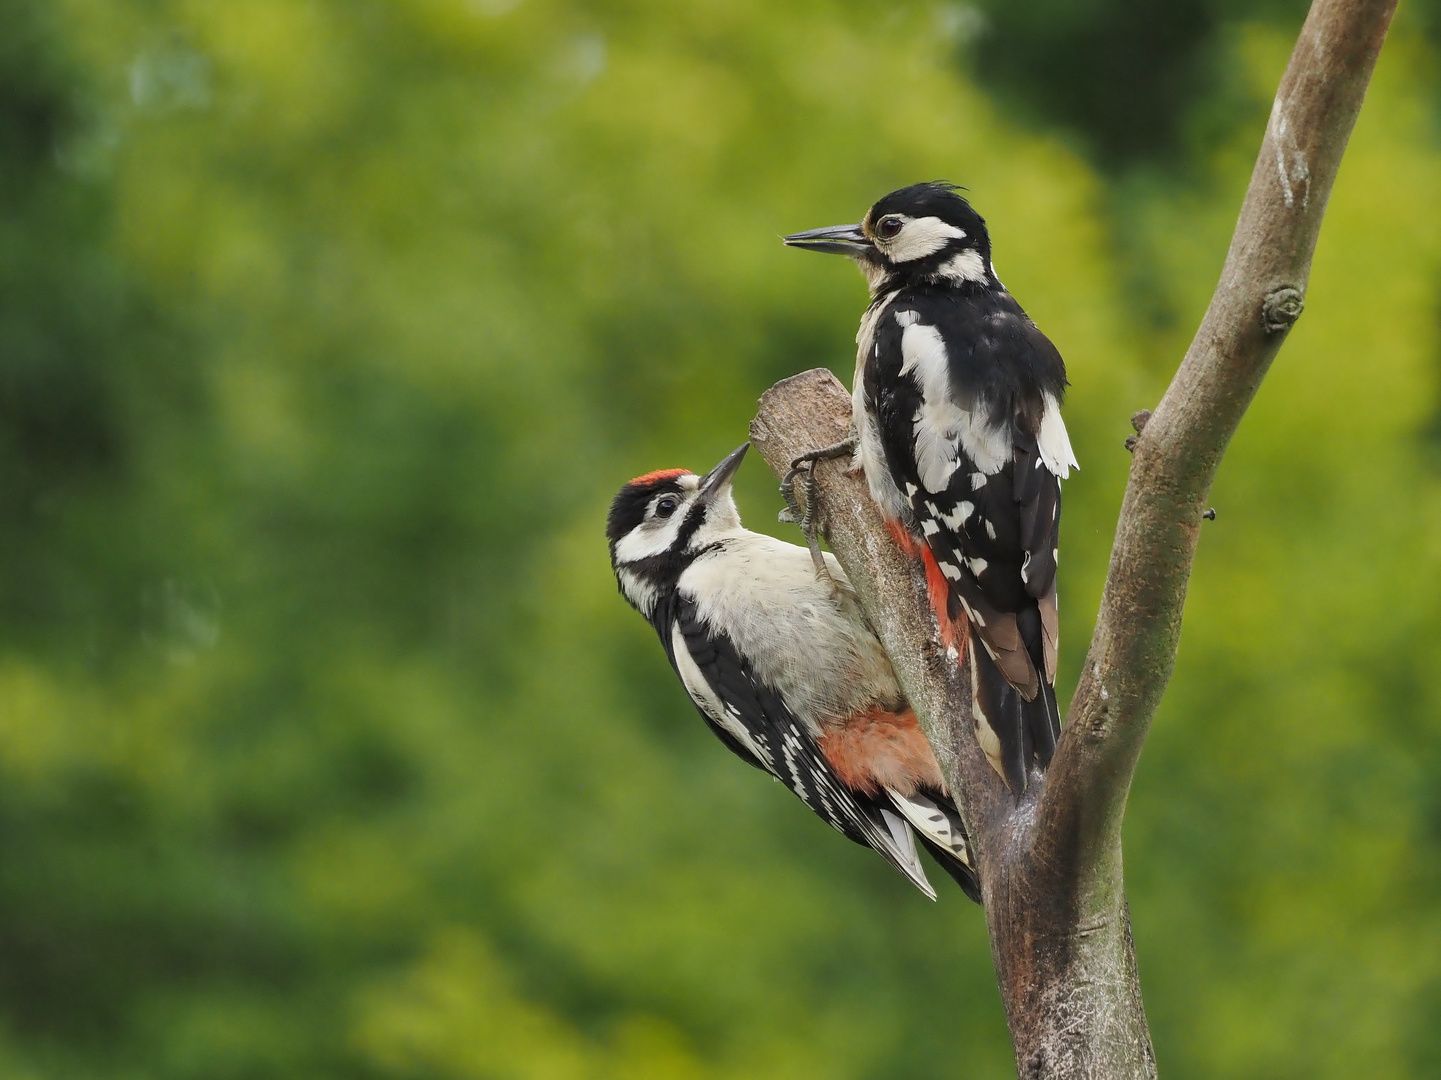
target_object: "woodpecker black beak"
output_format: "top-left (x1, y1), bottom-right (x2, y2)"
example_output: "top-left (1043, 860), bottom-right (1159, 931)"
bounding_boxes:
top-left (783, 223), bottom-right (874, 257)
top-left (699, 443), bottom-right (748, 503)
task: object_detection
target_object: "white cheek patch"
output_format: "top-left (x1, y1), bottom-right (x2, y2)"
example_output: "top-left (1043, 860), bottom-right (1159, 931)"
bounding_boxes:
top-left (936, 250), bottom-right (987, 282)
top-left (612, 505), bottom-right (687, 564)
top-left (886, 216), bottom-right (969, 263)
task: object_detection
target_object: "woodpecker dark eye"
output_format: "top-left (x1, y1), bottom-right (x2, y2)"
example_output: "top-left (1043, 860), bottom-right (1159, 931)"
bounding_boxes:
top-left (876, 216), bottom-right (903, 239)
top-left (654, 496), bottom-right (680, 519)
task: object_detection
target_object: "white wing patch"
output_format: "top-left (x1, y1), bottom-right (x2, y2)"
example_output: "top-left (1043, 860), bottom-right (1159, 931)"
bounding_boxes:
top-left (670, 622), bottom-right (774, 769)
top-left (899, 322), bottom-right (1011, 490)
top-left (941, 502), bottom-right (972, 530)
top-left (1037, 391), bottom-right (1080, 478)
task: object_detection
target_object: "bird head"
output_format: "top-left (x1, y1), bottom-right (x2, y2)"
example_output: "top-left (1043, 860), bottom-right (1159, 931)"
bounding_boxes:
top-left (784, 182), bottom-right (993, 294)
top-left (606, 443), bottom-right (748, 615)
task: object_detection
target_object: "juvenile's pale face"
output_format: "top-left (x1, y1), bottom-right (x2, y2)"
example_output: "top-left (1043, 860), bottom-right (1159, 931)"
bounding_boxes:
top-left (606, 444), bottom-right (750, 616)
top-left (610, 474), bottom-right (702, 566)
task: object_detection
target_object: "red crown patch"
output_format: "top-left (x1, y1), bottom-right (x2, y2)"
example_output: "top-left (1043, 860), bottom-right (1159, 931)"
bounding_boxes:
top-left (628, 468), bottom-right (690, 487)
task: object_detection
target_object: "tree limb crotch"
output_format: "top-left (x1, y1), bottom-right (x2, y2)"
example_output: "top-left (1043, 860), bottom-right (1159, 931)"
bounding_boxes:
top-left (751, 0), bottom-right (1396, 1074)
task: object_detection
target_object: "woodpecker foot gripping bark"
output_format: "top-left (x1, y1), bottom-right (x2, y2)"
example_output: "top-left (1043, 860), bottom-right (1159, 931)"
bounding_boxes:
top-left (780, 437), bottom-right (856, 582)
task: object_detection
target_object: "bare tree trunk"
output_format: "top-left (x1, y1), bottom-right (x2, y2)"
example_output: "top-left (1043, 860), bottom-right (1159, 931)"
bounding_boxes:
top-left (749, 1), bottom-right (1396, 1074)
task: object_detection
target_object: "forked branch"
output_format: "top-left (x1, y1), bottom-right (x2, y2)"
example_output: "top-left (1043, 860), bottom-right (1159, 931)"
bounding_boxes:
top-left (750, 0), bottom-right (1395, 1074)
top-left (1037, 0), bottom-right (1398, 875)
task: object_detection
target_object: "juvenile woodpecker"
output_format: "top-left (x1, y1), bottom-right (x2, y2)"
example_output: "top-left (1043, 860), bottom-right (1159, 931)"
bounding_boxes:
top-left (607, 443), bottom-right (979, 902)
top-left (785, 183), bottom-right (1079, 792)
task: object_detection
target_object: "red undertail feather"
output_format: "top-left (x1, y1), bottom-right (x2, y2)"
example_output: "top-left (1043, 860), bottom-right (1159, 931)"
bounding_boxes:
top-left (885, 517), bottom-right (967, 658)
top-left (818, 707), bottom-right (946, 798)
top-left (920, 547), bottom-right (968, 656)
top-left (885, 518), bottom-right (924, 558)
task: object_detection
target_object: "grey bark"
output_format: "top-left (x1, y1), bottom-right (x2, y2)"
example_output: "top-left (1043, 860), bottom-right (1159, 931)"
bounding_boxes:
top-left (748, 0), bottom-right (1396, 1074)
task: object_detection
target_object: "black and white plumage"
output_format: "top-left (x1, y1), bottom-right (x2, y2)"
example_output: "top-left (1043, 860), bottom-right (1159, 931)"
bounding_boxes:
top-left (607, 444), bottom-right (979, 902)
top-left (785, 183), bottom-right (1079, 793)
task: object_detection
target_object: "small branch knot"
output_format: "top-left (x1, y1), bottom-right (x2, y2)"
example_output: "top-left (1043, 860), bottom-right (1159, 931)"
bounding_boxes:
top-left (1025, 1050), bottom-right (1046, 1079)
top-left (1262, 286), bottom-right (1305, 333)
top-left (1124, 409), bottom-right (1152, 452)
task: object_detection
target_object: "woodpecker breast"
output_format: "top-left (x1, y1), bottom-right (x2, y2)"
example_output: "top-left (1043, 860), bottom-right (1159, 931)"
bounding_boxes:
top-left (678, 531), bottom-right (903, 735)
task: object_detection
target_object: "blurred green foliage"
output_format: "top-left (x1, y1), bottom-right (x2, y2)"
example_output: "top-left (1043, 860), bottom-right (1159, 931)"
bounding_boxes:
top-left (0, 0), bottom-right (1439, 1077)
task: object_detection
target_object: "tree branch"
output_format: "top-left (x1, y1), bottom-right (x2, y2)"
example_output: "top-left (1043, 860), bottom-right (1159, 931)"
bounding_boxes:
top-left (1038, 0), bottom-right (1398, 878)
top-left (751, 2), bottom-right (1394, 1073)
top-left (750, 373), bottom-right (1013, 842)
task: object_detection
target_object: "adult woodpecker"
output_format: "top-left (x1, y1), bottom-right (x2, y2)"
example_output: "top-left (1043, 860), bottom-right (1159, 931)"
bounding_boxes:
top-left (607, 443), bottom-right (979, 902)
top-left (784, 182), bottom-right (1079, 793)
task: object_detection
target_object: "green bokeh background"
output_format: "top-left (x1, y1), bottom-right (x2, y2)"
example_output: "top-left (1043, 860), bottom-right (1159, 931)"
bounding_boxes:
top-left (2, 1), bottom-right (1440, 1077)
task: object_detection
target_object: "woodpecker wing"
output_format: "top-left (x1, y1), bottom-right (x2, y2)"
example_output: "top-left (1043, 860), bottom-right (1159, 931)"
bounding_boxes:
top-left (667, 597), bottom-right (938, 899)
top-left (1011, 382), bottom-right (1076, 686)
top-left (649, 594), bottom-right (773, 773)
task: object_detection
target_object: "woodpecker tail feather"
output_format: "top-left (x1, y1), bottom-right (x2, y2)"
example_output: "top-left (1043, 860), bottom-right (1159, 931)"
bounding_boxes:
top-left (917, 836), bottom-right (982, 904)
top-left (875, 806), bottom-right (938, 900)
top-left (1024, 680), bottom-right (1060, 768)
top-left (968, 636), bottom-right (1027, 792)
top-left (1015, 603), bottom-right (1060, 767)
top-left (886, 788), bottom-right (981, 904)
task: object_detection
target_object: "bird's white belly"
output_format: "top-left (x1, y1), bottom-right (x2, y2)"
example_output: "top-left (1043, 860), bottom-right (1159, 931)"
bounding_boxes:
top-left (680, 534), bottom-right (900, 732)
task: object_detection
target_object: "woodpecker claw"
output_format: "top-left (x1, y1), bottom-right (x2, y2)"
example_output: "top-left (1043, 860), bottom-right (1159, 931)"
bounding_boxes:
top-left (780, 436), bottom-right (857, 586)
top-left (780, 463), bottom-right (830, 580)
